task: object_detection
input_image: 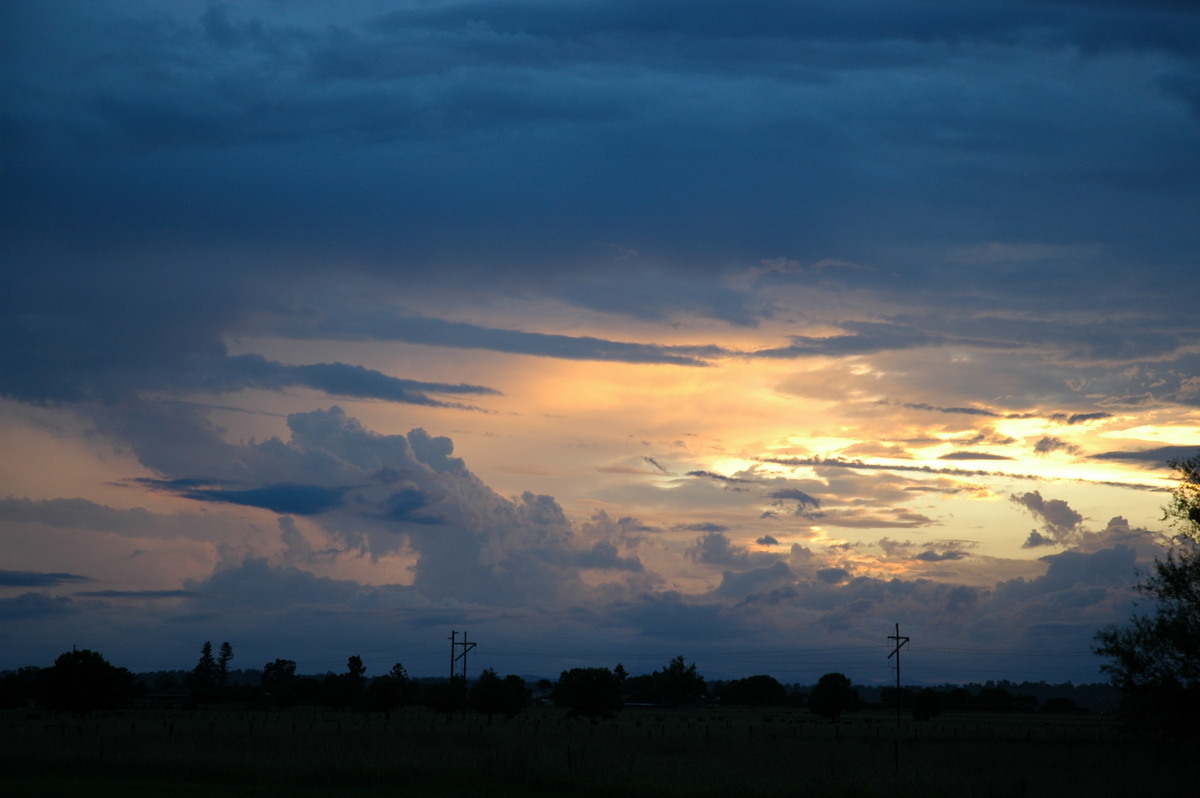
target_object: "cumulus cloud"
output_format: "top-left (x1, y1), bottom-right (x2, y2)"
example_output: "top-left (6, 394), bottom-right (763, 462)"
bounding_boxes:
top-left (715, 561), bottom-right (794, 599)
top-left (816, 568), bottom-right (850, 584)
top-left (0, 498), bottom-right (158, 534)
top-left (688, 532), bottom-right (779, 569)
top-left (576, 541), bottom-right (644, 572)
top-left (111, 407), bottom-right (659, 609)
top-left (1, 0), bottom-right (1195, 682)
top-left (914, 549), bottom-right (969, 562)
top-left (185, 557), bottom-right (362, 611)
top-left (1011, 491), bottom-right (1084, 547)
top-left (1022, 530), bottom-right (1057, 549)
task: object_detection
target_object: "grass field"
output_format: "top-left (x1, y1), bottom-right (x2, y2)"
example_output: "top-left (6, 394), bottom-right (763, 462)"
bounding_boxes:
top-left (1, 705), bottom-right (1194, 797)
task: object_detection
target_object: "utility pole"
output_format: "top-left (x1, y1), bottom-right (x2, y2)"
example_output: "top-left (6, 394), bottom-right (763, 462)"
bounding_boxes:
top-left (448, 629), bottom-right (477, 716)
top-left (887, 622), bottom-right (910, 779)
top-left (887, 622), bottom-right (909, 729)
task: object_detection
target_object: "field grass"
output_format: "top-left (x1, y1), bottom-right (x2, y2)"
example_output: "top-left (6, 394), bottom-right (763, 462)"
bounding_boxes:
top-left (0, 705), bottom-right (1194, 797)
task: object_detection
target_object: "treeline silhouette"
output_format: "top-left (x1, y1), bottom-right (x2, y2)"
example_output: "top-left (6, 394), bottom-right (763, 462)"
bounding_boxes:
top-left (0, 643), bottom-right (1114, 718)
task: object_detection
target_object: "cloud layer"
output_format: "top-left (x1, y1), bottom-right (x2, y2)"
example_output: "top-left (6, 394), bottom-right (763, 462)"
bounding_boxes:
top-left (2, 1), bottom-right (1198, 682)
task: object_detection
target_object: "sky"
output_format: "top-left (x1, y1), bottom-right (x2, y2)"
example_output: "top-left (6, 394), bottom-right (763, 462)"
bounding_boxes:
top-left (2, 0), bottom-right (1199, 687)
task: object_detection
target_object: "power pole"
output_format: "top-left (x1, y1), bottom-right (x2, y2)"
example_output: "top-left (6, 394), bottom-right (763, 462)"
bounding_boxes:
top-left (449, 629), bottom-right (477, 716)
top-left (887, 622), bottom-right (909, 729)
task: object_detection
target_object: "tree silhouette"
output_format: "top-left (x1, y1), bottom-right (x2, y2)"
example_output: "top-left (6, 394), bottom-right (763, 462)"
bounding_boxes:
top-left (323, 655), bottom-right (368, 710)
top-left (469, 669), bottom-right (530, 723)
top-left (42, 648), bottom-right (136, 715)
top-left (262, 658), bottom-right (296, 687)
top-left (261, 658), bottom-right (300, 707)
top-left (912, 688), bottom-right (943, 721)
top-left (216, 641), bottom-right (233, 688)
top-left (1094, 455), bottom-right (1200, 735)
top-left (653, 656), bottom-right (706, 707)
top-left (426, 676), bottom-right (466, 715)
top-left (188, 641), bottom-right (218, 700)
top-left (364, 663), bottom-right (412, 712)
top-left (0, 666), bottom-right (42, 709)
top-left (808, 672), bottom-right (859, 721)
top-left (554, 667), bottom-right (623, 720)
top-left (347, 655), bottom-right (366, 684)
top-left (717, 674), bottom-right (787, 706)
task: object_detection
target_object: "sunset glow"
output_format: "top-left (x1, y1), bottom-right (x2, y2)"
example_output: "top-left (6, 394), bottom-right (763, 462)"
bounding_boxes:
top-left (2, 1), bottom-right (1198, 685)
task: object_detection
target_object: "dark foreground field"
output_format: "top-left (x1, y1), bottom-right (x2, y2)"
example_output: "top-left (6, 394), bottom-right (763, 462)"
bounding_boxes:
top-left (1, 706), bottom-right (1194, 797)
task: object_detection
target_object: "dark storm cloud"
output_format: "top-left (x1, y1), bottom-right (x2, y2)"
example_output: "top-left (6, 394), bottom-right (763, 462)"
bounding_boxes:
top-left (1, 2), bottom-right (1198, 681)
top-left (997, 545), bottom-right (1137, 600)
top-left (1091, 445), bottom-right (1200, 467)
top-left (0, 295), bottom-right (499, 407)
top-left (558, 269), bottom-right (769, 327)
top-left (221, 355), bottom-right (500, 406)
top-left (4, 0), bottom-right (1197, 330)
top-left (608, 591), bottom-right (741, 641)
top-left (0, 593), bottom-right (78, 620)
top-left (0, 570), bottom-right (90, 588)
top-left (0, 498), bottom-right (157, 533)
top-left (74, 590), bottom-right (196, 599)
top-left (816, 568), bottom-right (850, 584)
top-left (300, 313), bottom-right (727, 366)
top-left (139, 479), bottom-right (350, 516)
top-left (753, 321), bottom-right (993, 357)
top-left (0, 2), bottom-right (1195, 448)
top-left (377, 1), bottom-right (1200, 58)
top-left (185, 558), bottom-right (362, 611)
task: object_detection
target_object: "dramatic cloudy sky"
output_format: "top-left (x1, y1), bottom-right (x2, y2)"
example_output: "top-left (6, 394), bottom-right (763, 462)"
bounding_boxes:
top-left (3, 1), bottom-right (1198, 685)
